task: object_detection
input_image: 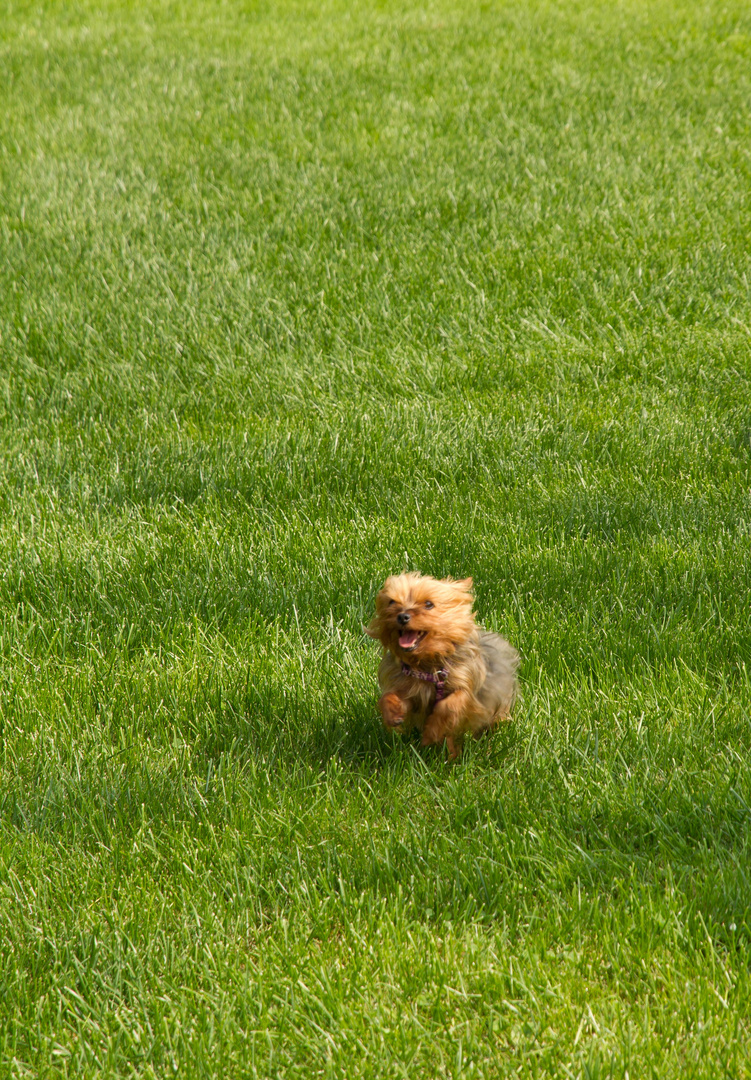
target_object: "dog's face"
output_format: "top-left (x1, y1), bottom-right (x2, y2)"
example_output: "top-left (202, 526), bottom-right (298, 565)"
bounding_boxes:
top-left (367, 572), bottom-right (476, 662)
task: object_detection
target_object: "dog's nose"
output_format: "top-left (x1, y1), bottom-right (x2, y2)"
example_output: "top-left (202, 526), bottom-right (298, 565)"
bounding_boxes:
top-left (396, 612), bottom-right (410, 627)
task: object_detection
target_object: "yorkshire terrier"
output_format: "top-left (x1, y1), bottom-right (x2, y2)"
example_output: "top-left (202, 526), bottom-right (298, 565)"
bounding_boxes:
top-left (366, 573), bottom-right (519, 760)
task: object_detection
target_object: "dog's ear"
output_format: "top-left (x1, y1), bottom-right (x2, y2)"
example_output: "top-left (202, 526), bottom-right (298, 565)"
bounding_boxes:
top-left (455, 576), bottom-right (473, 592)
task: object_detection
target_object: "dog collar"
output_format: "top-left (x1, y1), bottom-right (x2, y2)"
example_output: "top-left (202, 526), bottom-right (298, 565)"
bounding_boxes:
top-left (401, 663), bottom-right (450, 701)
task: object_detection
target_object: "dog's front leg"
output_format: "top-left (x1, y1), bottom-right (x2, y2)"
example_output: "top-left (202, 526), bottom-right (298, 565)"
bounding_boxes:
top-left (420, 690), bottom-right (472, 757)
top-left (379, 691), bottom-right (410, 728)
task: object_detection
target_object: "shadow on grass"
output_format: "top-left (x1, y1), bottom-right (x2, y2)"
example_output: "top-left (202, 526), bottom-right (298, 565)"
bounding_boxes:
top-left (189, 670), bottom-right (526, 778)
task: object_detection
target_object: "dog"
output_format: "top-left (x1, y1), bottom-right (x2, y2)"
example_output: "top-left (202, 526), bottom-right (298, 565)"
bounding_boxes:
top-left (366, 573), bottom-right (519, 759)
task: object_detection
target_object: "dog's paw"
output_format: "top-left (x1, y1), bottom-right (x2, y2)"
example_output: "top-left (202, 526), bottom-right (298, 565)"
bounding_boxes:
top-left (421, 723), bottom-right (462, 760)
top-left (381, 692), bottom-right (407, 727)
top-left (420, 717), bottom-right (443, 746)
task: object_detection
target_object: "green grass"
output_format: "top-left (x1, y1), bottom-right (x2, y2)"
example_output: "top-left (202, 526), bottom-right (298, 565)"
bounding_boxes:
top-left (2, 0), bottom-right (751, 1075)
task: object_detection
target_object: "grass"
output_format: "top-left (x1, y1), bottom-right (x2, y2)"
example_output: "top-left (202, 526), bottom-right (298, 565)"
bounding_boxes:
top-left (1, 0), bottom-right (751, 1075)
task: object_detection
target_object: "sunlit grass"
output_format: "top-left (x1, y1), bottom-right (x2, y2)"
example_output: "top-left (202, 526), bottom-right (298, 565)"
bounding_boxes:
top-left (1, 0), bottom-right (751, 1076)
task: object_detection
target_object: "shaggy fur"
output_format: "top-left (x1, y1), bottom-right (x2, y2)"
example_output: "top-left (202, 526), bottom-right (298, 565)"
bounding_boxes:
top-left (367, 572), bottom-right (519, 759)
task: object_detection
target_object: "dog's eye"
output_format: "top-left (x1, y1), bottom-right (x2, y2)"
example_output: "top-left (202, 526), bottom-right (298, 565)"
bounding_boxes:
top-left (424, 600), bottom-right (434, 609)
top-left (387, 599), bottom-right (396, 606)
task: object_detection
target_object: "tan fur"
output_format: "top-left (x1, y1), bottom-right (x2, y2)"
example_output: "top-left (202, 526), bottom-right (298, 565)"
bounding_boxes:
top-left (367, 572), bottom-right (519, 759)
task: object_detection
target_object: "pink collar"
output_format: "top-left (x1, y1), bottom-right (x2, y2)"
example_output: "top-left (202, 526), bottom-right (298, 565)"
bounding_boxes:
top-left (401, 663), bottom-right (449, 701)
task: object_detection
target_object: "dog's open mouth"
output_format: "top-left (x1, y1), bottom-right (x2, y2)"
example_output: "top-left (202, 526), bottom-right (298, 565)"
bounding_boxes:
top-left (398, 629), bottom-right (426, 651)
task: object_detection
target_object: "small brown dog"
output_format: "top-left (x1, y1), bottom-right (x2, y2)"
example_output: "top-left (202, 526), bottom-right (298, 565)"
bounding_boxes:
top-left (367, 572), bottom-right (519, 759)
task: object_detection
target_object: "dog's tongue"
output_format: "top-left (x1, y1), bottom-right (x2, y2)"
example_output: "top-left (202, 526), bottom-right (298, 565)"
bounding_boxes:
top-left (399, 630), bottom-right (419, 648)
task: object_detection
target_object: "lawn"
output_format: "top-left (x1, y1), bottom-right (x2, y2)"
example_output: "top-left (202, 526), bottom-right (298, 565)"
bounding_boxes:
top-left (1, 0), bottom-right (751, 1076)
